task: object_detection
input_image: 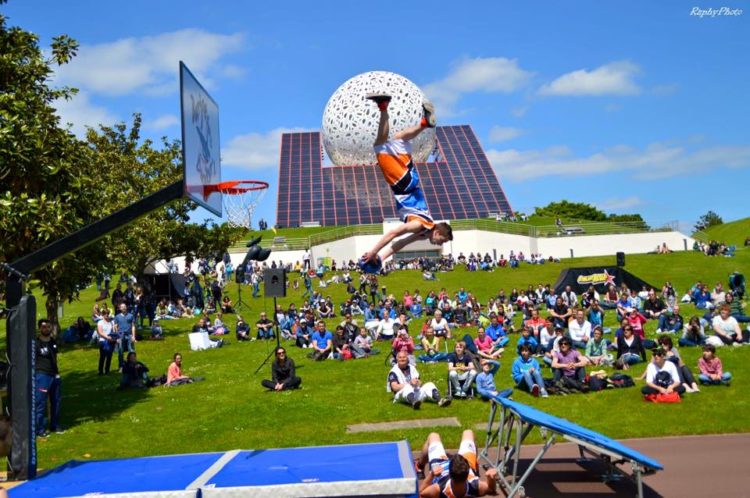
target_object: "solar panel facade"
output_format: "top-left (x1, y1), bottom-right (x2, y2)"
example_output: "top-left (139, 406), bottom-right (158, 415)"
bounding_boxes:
top-left (276, 125), bottom-right (513, 228)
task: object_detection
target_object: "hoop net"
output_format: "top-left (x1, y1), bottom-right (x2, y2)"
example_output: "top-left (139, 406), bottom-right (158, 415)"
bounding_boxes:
top-left (212, 180), bottom-right (269, 228)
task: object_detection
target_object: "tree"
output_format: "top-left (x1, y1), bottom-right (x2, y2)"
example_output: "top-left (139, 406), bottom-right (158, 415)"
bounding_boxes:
top-left (533, 200), bottom-right (607, 221)
top-left (0, 10), bottom-right (105, 330)
top-left (694, 211), bottom-right (723, 232)
top-left (0, 12), bottom-right (243, 329)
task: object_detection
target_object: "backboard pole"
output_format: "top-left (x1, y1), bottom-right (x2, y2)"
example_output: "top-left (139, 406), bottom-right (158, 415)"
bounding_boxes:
top-left (4, 178), bottom-right (184, 480)
top-left (7, 180), bottom-right (184, 280)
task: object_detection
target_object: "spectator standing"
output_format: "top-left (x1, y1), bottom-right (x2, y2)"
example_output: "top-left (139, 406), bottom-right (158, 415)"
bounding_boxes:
top-left (35, 319), bottom-right (63, 437)
top-left (113, 303), bottom-right (136, 370)
top-left (96, 308), bottom-right (117, 375)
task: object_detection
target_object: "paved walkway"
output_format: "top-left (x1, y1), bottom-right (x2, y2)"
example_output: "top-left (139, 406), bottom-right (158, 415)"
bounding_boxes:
top-left (347, 417), bottom-right (461, 433)
top-left (469, 433), bottom-right (750, 497)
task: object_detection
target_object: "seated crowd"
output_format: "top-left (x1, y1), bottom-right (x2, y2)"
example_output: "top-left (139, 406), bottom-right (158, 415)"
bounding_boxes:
top-left (81, 256), bottom-right (746, 407)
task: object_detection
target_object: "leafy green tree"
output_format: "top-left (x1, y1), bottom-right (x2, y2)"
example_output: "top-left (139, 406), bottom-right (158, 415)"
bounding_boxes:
top-left (0, 12), bottom-right (242, 329)
top-left (533, 200), bottom-right (607, 221)
top-left (694, 210), bottom-right (723, 232)
top-left (0, 9), bottom-right (105, 329)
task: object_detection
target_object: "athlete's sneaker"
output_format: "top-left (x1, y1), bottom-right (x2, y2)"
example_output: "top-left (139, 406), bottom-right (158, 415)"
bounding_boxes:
top-left (438, 397), bottom-right (452, 407)
top-left (422, 99), bottom-right (437, 128)
top-left (365, 93), bottom-right (392, 110)
top-left (541, 390), bottom-right (550, 398)
top-left (412, 398), bottom-right (422, 410)
top-left (531, 384), bottom-right (540, 397)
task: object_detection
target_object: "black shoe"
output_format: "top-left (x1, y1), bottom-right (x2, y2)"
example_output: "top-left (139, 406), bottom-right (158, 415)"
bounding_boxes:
top-left (37, 431), bottom-right (49, 439)
top-left (366, 93), bottom-right (392, 106)
top-left (412, 399), bottom-right (422, 410)
top-left (422, 100), bottom-right (437, 128)
top-left (438, 397), bottom-right (452, 407)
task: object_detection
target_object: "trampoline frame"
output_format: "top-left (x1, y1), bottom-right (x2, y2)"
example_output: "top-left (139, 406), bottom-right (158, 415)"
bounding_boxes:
top-left (479, 397), bottom-right (658, 498)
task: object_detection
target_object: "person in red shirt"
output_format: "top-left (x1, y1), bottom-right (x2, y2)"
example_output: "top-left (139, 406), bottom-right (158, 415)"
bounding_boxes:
top-left (392, 327), bottom-right (416, 364)
top-left (524, 307), bottom-right (549, 342)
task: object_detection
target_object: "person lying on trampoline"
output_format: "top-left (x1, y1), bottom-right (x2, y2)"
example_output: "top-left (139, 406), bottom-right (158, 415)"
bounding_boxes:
top-left (360, 94), bottom-right (453, 271)
top-left (416, 430), bottom-right (498, 498)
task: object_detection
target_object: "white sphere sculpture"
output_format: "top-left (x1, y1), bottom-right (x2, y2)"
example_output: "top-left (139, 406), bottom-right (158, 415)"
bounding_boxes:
top-left (322, 71), bottom-right (436, 166)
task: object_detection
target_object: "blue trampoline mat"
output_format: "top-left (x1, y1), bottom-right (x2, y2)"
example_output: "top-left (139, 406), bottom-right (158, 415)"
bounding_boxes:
top-left (496, 397), bottom-right (663, 471)
top-left (207, 441), bottom-right (413, 488)
top-left (10, 441), bottom-right (417, 498)
top-left (9, 451), bottom-right (224, 498)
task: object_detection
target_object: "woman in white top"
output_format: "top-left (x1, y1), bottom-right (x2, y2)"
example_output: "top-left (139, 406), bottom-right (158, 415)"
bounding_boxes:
top-left (375, 316), bottom-right (397, 341)
top-left (711, 304), bottom-right (748, 346)
top-left (96, 309), bottom-right (117, 375)
top-left (429, 310), bottom-right (451, 339)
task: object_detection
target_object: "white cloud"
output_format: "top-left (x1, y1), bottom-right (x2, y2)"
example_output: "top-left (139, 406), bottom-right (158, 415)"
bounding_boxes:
top-left (424, 57), bottom-right (533, 115)
top-left (488, 126), bottom-right (523, 143)
top-left (597, 196), bottom-right (643, 211)
top-left (54, 91), bottom-right (118, 137)
top-left (539, 61), bottom-right (641, 96)
top-left (53, 29), bottom-right (245, 96)
top-left (145, 114), bottom-right (180, 131)
top-left (222, 127), bottom-right (312, 170)
top-left (487, 141), bottom-right (750, 181)
top-left (510, 106), bottom-right (528, 118)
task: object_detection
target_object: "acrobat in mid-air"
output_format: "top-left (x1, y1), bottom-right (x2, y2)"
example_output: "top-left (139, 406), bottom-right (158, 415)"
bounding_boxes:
top-left (359, 94), bottom-right (453, 273)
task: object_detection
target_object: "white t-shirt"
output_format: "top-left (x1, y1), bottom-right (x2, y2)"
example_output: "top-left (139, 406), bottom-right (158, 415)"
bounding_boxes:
top-left (430, 317), bottom-right (449, 334)
top-left (712, 315), bottom-right (739, 337)
top-left (568, 319), bottom-right (592, 342)
top-left (646, 360), bottom-right (680, 386)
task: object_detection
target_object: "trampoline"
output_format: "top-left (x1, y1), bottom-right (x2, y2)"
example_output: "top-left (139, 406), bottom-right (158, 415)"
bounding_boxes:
top-left (480, 396), bottom-right (663, 498)
top-left (10, 441), bottom-right (417, 498)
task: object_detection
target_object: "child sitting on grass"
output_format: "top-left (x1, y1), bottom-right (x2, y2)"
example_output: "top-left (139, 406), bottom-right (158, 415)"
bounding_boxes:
top-left (698, 344), bottom-right (732, 386)
top-left (475, 359), bottom-right (502, 400)
top-left (516, 326), bottom-right (542, 355)
top-left (512, 344), bottom-right (549, 397)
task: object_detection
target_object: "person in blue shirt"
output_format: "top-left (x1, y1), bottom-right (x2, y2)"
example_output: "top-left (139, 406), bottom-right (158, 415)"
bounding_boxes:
top-left (587, 301), bottom-right (605, 329)
top-left (516, 326), bottom-right (541, 355)
top-left (113, 303), bottom-right (136, 370)
top-left (512, 345), bottom-right (548, 397)
top-left (485, 314), bottom-right (509, 349)
top-left (475, 360), bottom-right (501, 400)
top-left (310, 320), bottom-right (333, 361)
top-left (457, 288), bottom-right (469, 304)
top-left (410, 301), bottom-right (423, 318)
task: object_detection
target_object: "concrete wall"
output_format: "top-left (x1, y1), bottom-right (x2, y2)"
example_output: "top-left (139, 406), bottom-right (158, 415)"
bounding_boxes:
top-left (152, 229), bottom-right (694, 274)
top-left (536, 231), bottom-right (693, 259)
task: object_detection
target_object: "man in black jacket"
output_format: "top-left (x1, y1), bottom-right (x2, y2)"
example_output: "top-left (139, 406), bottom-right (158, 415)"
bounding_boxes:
top-left (261, 347), bottom-right (301, 391)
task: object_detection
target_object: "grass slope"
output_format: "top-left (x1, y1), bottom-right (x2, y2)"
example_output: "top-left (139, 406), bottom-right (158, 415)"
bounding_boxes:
top-left (5, 248), bottom-right (750, 469)
top-left (702, 217), bottom-right (750, 246)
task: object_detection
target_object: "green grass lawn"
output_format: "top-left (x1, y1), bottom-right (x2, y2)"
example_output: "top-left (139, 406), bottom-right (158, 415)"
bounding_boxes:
top-left (702, 217), bottom-right (750, 246)
top-left (3, 247), bottom-right (750, 470)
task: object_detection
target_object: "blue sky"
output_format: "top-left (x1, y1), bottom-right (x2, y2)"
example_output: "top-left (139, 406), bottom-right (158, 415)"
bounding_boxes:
top-left (5, 1), bottom-right (749, 232)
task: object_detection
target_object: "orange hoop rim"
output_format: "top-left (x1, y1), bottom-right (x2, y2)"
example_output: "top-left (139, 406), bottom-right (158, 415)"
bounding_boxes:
top-left (204, 180), bottom-right (269, 196)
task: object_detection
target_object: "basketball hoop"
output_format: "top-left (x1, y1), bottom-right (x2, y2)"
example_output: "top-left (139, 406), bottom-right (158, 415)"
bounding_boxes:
top-left (204, 180), bottom-right (269, 228)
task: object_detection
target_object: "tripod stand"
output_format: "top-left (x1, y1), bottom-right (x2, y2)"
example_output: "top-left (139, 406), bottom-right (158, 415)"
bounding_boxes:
top-left (235, 280), bottom-right (251, 313)
top-left (253, 296), bottom-right (282, 375)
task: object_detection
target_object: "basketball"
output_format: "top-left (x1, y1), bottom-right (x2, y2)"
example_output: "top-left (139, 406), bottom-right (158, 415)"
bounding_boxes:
top-left (359, 256), bottom-right (382, 274)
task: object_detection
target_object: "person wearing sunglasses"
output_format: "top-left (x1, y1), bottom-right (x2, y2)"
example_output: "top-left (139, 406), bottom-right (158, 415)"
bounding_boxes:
top-left (261, 347), bottom-right (301, 392)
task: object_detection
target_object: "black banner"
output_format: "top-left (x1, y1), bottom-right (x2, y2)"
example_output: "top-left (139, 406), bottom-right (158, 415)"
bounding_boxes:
top-left (553, 266), bottom-right (654, 295)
